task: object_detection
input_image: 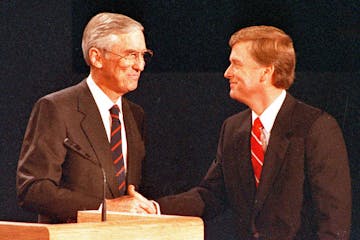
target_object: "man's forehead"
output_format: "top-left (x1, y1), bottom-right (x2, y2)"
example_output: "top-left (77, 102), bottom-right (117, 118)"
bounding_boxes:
top-left (231, 41), bottom-right (253, 55)
top-left (109, 31), bottom-right (144, 41)
top-left (109, 31), bottom-right (146, 49)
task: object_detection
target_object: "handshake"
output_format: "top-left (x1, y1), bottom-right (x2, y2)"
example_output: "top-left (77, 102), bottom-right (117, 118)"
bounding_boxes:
top-left (105, 185), bottom-right (159, 215)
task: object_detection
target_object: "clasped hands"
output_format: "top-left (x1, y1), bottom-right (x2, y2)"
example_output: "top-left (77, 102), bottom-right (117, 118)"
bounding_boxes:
top-left (105, 185), bottom-right (158, 214)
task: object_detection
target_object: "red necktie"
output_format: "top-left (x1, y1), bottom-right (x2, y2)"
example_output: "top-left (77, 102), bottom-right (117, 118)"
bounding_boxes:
top-left (110, 105), bottom-right (126, 195)
top-left (251, 117), bottom-right (264, 188)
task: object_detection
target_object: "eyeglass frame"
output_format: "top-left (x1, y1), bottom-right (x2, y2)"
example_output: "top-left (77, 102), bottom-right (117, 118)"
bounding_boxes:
top-left (102, 48), bottom-right (153, 64)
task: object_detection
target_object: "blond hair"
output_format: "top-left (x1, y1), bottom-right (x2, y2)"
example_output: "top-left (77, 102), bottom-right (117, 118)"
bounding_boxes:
top-left (229, 26), bottom-right (296, 89)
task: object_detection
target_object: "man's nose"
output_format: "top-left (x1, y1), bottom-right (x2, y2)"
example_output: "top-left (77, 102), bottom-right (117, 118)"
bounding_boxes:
top-left (224, 66), bottom-right (232, 79)
top-left (133, 58), bottom-right (145, 71)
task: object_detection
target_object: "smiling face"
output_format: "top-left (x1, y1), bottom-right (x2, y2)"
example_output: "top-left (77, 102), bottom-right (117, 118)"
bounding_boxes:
top-left (89, 30), bottom-right (147, 101)
top-left (224, 41), bottom-right (268, 106)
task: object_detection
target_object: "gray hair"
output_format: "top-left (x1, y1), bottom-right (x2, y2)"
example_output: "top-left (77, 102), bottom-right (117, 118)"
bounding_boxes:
top-left (82, 12), bottom-right (144, 65)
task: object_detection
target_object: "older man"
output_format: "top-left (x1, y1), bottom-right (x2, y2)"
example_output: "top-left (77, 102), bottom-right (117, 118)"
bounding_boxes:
top-left (17, 12), bottom-right (156, 223)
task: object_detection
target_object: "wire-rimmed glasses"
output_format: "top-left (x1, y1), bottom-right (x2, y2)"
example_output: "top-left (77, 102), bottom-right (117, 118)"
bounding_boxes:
top-left (103, 49), bottom-right (153, 64)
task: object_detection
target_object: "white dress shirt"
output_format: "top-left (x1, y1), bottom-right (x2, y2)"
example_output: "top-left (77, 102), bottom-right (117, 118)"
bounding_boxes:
top-left (252, 90), bottom-right (287, 148)
top-left (86, 75), bottom-right (128, 169)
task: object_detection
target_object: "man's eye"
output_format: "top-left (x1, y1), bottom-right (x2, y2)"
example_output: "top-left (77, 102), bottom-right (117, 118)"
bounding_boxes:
top-left (128, 53), bottom-right (137, 58)
top-left (233, 62), bottom-right (243, 68)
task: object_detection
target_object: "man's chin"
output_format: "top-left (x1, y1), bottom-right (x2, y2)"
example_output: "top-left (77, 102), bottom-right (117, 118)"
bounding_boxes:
top-left (127, 83), bottom-right (139, 92)
top-left (229, 90), bottom-right (237, 99)
top-left (229, 91), bottom-right (243, 103)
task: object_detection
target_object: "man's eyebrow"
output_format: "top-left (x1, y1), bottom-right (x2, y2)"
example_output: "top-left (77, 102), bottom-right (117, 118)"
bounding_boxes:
top-left (231, 58), bottom-right (243, 65)
top-left (123, 48), bottom-right (147, 53)
top-left (121, 49), bottom-right (136, 53)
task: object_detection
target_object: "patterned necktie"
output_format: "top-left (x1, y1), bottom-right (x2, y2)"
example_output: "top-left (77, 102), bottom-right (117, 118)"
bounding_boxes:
top-left (110, 105), bottom-right (126, 195)
top-left (251, 117), bottom-right (264, 188)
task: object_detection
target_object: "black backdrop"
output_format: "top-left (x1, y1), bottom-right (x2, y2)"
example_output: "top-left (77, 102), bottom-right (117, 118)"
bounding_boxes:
top-left (1, 1), bottom-right (359, 239)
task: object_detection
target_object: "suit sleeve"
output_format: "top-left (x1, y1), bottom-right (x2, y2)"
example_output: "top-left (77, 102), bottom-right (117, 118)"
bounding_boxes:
top-left (306, 113), bottom-right (351, 239)
top-left (16, 98), bottom-right (101, 222)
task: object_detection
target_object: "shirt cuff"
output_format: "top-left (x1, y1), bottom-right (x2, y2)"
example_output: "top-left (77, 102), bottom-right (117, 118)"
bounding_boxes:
top-left (150, 200), bottom-right (161, 215)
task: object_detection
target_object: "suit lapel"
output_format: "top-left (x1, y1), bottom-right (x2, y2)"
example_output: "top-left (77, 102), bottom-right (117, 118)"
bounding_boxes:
top-left (76, 80), bottom-right (119, 198)
top-left (122, 99), bottom-right (145, 189)
top-left (233, 111), bottom-right (257, 208)
top-left (253, 94), bottom-right (296, 216)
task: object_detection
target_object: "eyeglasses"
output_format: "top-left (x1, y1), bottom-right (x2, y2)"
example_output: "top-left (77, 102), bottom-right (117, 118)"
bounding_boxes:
top-left (102, 49), bottom-right (153, 64)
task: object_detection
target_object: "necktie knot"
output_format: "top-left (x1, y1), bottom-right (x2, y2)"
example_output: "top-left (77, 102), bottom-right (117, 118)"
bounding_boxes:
top-left (253, 117), bottom-right (263, 131)
top-left (110, 105), bottom-right (120, 121)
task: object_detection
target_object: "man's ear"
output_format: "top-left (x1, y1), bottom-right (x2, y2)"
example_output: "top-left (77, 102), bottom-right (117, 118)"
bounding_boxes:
top-left (88, 47), bottom-right (103, 68)
top-left (261, 64), bottom-right (275, 82)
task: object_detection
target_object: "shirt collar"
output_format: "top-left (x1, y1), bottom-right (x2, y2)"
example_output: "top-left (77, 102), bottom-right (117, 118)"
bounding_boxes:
top-left (86, 74), bottom-right (123, 113)
top-left (252, 90), bottom-right (286, 133)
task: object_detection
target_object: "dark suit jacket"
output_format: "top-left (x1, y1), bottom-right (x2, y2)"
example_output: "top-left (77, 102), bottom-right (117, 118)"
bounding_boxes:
top-left (16, 80), bottom-right (146, 223)
top-left (158, 93), bottom-right (351, 239)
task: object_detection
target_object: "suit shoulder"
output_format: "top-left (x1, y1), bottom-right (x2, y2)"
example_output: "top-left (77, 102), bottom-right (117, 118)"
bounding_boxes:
top-left (293, 99), bottom-right (322, 116)
top-left (123, 98), bottom-right (144, 114)
top-left (291, 98), bottom-right (339, 134)
top-left (122, 98), bottom-right (145, 125)
top-left (37, 81), bottom-right (85, 104)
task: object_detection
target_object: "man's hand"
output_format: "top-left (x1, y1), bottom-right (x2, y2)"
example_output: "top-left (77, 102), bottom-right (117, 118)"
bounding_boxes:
top-left (105, 185), bottom-right (156, 214)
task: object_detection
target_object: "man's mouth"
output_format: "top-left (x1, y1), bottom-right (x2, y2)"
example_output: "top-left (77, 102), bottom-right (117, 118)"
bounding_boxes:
top-left (128, 74), bottom-right (140, 79)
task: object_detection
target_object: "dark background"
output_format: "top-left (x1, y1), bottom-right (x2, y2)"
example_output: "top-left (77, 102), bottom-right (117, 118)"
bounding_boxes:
top-left (1, 1), bottom-right (359, 239)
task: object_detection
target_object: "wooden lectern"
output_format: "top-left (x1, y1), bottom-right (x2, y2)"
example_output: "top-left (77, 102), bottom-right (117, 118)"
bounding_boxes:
top-left (0, 211), bottom-right (203, 240)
